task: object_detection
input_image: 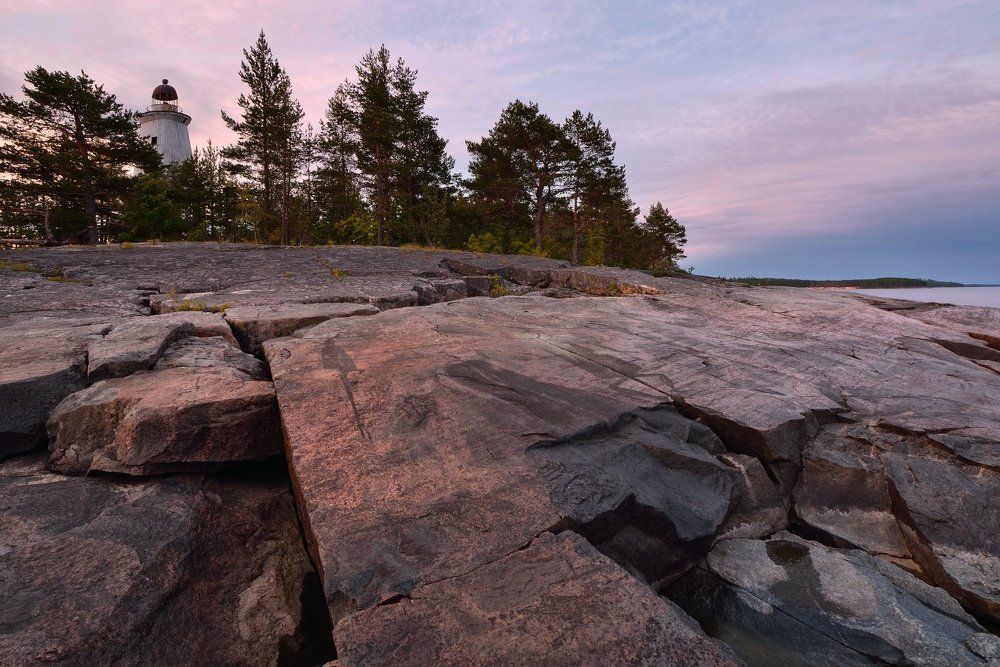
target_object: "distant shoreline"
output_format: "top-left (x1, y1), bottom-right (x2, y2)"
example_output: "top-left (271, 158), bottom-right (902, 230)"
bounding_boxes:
top-left (719, 277), bottom-right (1000, 289)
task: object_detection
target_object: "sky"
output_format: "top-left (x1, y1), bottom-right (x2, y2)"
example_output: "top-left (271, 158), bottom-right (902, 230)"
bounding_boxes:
top-left (2, 0), bottom-right (998, 282)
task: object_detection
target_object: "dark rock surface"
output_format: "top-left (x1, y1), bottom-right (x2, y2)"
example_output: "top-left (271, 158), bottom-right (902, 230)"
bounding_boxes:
top-left (2, 243), bottom-right (999, 664)
top-left (0, 316), bottom-right (109, 458)
top-left (0, 455), bottom-right (330, 666)
top-left (155, 335), bottom-right (267, 378)
top-left (669, 533), bottom-right (999, 666)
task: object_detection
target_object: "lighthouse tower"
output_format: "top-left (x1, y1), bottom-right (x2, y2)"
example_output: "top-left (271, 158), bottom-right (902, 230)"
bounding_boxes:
top-left (137, 79), bottom-right (192, 165)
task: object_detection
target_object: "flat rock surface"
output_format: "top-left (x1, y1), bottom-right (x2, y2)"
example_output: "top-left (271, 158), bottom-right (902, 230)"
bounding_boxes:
top-left (335, 531), bottom-right (742, 666)
top-left (0, 455), bottom-right (330, 666)
top-left (48, 366), bottom-right (280, 476)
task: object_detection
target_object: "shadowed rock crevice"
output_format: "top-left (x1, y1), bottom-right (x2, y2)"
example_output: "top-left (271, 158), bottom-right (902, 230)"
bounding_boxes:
top-left (527, 404), bottom-right (788, 591)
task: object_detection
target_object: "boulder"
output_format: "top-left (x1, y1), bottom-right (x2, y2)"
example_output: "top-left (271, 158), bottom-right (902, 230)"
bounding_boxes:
top-left (155, 336), bottom-right (266, 379)
top-left (0, 455), bottom-right (332, 666)
top-left (413, 277), bottom-right (467, 305)
top-left (548, 266), bottom-right (664, 296)
top-left (152, 309), bottom-right (240, 346)
top-left (0, 317), bottom-right (108, 458)
top-left (224, 302), bottom-right (379, 353)
top-left (440, 255), bottom-right (565, 287)
top-left (87, 315), bottom-right (194, 382)
top-left (336, 532), bottom-right (742, 666)
top-left (462, 274), bottom-right (530, 297)
top-left (883, 451), bottom-right (1000, 621)
top-left (794, 425), bottom-right (913, 560)
top-left (47, 366), bottom-right (281, 476)
top-left (669, 533), bottom-right (998, 667)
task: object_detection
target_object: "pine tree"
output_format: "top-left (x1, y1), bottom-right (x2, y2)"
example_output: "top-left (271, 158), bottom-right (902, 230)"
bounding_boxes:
top-left (315, 46), bottom-right (453, 246)
top-left (562, 110), bottom-right (628, 265)
top-left (315, 84), bottom-right (363, 243)
top-left (466, 101), bottom-right (572, 252)
top-left (222, 31), bottom-right (304, 243)
top-left (0, 67), bottom-right (161, 242)
top-left (644, 201), bottom-right (687, 269)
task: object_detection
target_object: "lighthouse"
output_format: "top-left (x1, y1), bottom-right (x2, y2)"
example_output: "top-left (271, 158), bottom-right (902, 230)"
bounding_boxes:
top-left (137, 79), bottom-right (192, 165)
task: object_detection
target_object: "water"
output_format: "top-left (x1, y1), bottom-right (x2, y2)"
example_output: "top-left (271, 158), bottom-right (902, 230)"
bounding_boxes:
top-left (853, 286), bottom-right (1000, 308)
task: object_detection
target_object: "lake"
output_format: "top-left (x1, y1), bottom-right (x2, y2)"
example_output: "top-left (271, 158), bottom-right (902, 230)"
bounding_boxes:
top-left (853, 286), bottom-right (1000, 308)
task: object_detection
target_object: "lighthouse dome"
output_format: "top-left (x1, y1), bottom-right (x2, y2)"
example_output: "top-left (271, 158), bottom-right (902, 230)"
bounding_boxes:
top-left (151, 79), bottom-right (178, 102)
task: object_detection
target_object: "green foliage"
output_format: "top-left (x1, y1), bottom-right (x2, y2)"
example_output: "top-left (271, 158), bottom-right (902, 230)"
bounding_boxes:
top-left (313, 46), bottom-right (454, 246)
top-left (465, 231), bottom-right (505, 254)
top-left (121, 175), bottom-right (183, 240)
top-left (487, 275), bottom-right (511, 298)
top-left (465, 100), bottom-right (572, 252)
top-left (643, 202), bottom-right (687, 267)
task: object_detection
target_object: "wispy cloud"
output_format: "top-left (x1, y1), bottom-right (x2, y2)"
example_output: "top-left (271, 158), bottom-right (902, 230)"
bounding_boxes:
top-left (1, 0), bottom-right (997, 280)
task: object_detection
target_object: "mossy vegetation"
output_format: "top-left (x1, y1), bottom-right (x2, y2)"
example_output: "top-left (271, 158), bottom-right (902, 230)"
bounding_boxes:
top-left (487, 275), bottom-right (511, 298)
top-left (0, 261), bottom-right (39, 273)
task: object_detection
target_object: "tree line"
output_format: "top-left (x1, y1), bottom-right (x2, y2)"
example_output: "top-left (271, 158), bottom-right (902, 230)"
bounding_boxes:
top-left (0, 32), bottom-right (687, 270)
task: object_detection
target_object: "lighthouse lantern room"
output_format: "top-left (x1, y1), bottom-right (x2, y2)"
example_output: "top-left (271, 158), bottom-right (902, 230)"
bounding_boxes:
top-left (137, 79), bottom-right (192, 165)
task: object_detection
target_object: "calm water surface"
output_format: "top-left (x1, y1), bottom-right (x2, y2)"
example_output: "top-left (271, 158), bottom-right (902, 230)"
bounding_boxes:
top-left (853, 286), bottom-right (1000, 308)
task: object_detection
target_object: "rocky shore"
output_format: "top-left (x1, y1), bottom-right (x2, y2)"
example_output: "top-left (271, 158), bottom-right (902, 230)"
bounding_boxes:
top-left (2, 242), bottom-right (998, 666)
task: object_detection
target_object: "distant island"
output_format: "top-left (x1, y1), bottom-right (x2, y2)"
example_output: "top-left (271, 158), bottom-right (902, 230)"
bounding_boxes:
top-left (724, 277), bottom-right (966, 288)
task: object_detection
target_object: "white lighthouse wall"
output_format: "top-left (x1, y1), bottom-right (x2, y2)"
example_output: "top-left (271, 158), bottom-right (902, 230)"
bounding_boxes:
top-left (138, 112), bottom-right (192, 165)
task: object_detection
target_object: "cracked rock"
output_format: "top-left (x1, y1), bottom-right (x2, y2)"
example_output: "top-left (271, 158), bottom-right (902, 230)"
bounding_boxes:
top-left (224, 302), bottom-right (379, 353)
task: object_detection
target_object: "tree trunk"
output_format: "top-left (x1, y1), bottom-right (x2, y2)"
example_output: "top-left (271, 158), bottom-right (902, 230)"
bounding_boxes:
top-left (570, 192), bottom-right (580, 265)
top-left (43, 199), bottom-right (53, 243)
top-left (533, 181), bottom-right (545, 252)
top-left (73, 116), bottom-right (98, 244)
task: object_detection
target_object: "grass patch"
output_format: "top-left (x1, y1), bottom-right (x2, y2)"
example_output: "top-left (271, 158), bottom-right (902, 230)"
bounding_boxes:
top-left (41, 268), bottom-right (90, 285)
top-left (164, 286), bottom-right (230, 312)
top-left (171, 300), bottom-right (231, 313)
top-left (0, 261), bottom-right (39, 273)
top-left (400, 243), bottom-right (464, 253)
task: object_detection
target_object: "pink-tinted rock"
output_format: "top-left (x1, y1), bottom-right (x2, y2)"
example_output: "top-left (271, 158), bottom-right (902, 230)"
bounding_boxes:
top-left (0, 455), bottom-right (331, 666)
top-left (48, 366), bottom-right (280, 476)
top-left (336, 532), bottom-right (742, 666)
top-left (224, 302), bottom-right (379, 352)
